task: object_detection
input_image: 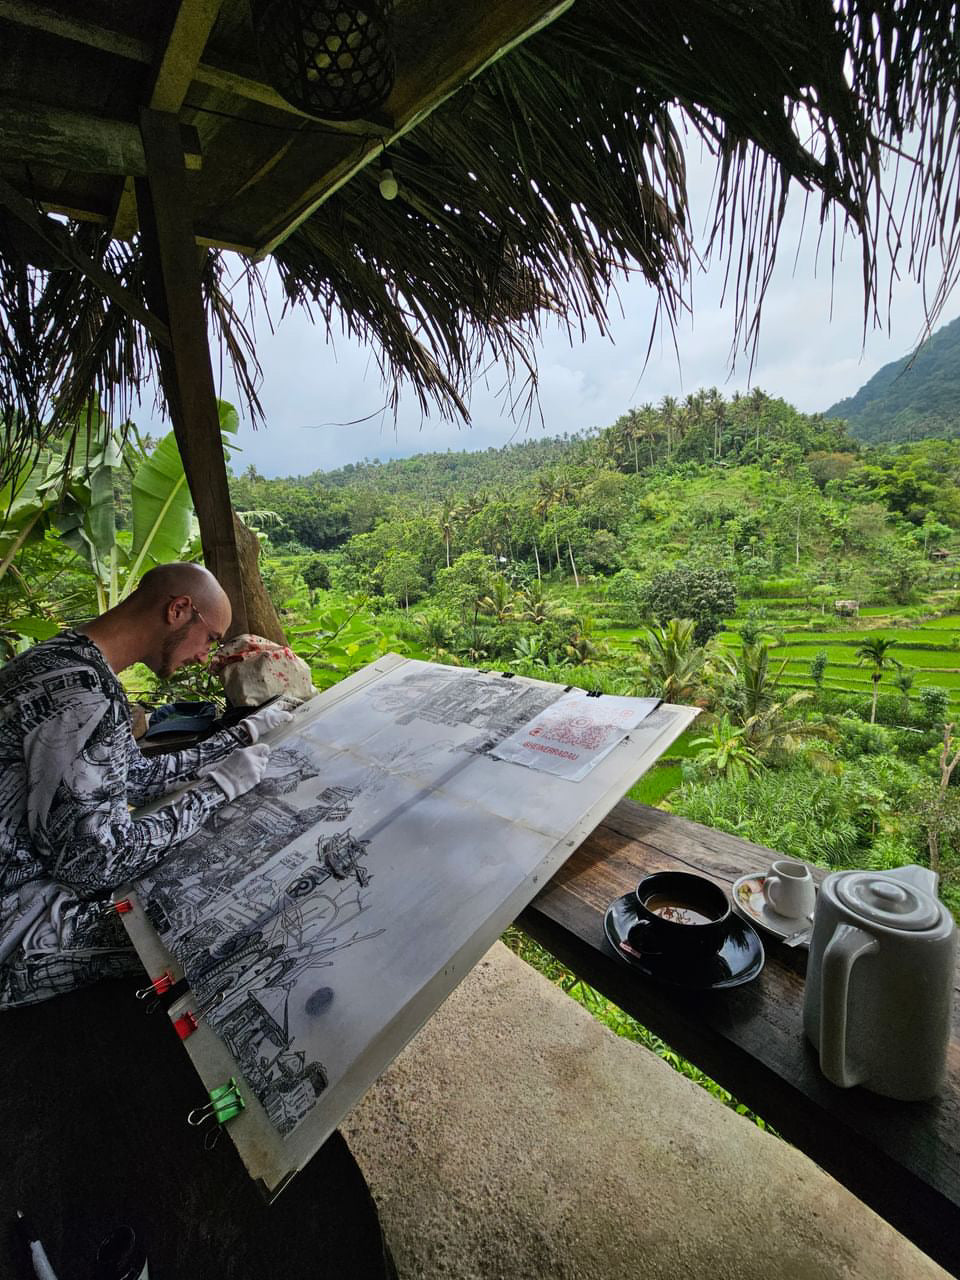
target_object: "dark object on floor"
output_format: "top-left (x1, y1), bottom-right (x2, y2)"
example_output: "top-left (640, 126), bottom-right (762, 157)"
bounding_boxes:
top-left (0, 978), bottom-right (395, 1279)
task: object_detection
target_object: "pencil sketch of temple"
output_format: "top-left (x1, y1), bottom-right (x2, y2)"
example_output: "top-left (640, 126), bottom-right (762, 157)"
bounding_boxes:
top-left (174, 850), bottom-right (384, 1137)
top-left (371, 668), bottom-right (563, 754)
top-left (216, 985), bottom-right (329, 1137)
top-left (139, 742), bottom-right (360, 942)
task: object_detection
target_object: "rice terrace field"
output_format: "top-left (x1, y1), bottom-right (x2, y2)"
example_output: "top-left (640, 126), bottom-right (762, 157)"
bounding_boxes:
top-left (614, 588), bottom-right (960, 808)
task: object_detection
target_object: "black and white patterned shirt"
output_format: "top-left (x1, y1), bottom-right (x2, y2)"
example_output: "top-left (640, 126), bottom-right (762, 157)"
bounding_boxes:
top-left (0, 630), bottom-right (244, 962)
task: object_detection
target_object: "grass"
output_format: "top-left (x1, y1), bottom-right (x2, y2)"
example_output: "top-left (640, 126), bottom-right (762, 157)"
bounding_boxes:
top-left (500, 925), bottom-right (770, 1129)
top-left (629, 762), bottom-right (683, 805)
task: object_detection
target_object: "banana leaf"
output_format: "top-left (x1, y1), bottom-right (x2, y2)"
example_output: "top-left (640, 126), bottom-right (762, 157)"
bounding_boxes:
top-left (125, 431), bottom-right (193, 591)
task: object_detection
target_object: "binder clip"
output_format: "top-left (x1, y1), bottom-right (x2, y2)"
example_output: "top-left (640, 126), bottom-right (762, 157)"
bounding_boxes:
top-left (172, 990), bottom-right (225, 1040)
top-left (135, 970), bottom-right (174, 1000)
top-left (187, 1078), bottom-right (245, 1149)
top-left (104, 898), bottom-right (133, 915)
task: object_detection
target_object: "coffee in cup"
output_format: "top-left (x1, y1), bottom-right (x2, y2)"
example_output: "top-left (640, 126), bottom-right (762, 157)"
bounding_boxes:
top-left (629, 871), bottom-right (731, 956)
top-left (763, 859), bottom-right (815, 920)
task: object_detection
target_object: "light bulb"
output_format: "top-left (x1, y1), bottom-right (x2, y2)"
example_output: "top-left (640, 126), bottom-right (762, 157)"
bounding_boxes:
top-left (379, 168), bottom-right (398, 200)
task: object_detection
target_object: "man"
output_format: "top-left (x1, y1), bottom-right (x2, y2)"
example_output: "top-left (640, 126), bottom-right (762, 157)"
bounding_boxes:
top-left (0, 562), bottom-right (291, 1008)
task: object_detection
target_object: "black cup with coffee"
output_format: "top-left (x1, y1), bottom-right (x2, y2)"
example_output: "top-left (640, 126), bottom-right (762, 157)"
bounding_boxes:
top-left (629, 871), bottom-right (731, 957)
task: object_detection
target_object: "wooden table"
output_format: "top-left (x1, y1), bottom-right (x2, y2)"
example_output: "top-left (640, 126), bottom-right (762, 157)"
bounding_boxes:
top-left (517, 799), bottom-right (960, 1279)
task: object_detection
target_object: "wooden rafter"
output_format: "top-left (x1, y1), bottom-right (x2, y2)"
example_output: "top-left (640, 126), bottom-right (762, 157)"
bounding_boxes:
top-left (0, 0), bottom-right (384, 134)
top-left (0, 98), bottom-right (202, 176)
top-left (250, 0), bottom-right (575, 257)
top-left (149, 0), bottom-right (226, 114)
top-left (107, 1), bottom-right (225, 241)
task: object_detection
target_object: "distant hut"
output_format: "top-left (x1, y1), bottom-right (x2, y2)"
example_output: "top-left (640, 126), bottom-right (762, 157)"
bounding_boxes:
top-left (2, 3), bottom-right (960, 632)
top-left (835, 600), bottom-right (860, 619)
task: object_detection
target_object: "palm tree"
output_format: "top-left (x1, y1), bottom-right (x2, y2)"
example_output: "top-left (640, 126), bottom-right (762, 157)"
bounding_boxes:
top-left (415, 610), bottom-right (457, 663)
top-left (856, 636), bottom-right (899, 724)
top-left (691, 715), bottom-right (762, 782)
top-left (633, 618), bottom-right (713, 703)
top-left (518, 580), bottom-right (568, 626)
top-left (476, 575), bottom-right (515, 624)
top-left (637, 404), bottom-right (659, 467)
top-left (738, 642), bottom-right (789, 718)
top-left (894, 668), bottom-right (915, 717)
top-left (438, 504), bottom-right (461, 569)
top-left (743, 690), bottom-right (833, 764)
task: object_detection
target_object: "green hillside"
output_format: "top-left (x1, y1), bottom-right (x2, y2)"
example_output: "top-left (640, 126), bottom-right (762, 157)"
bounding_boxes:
top-left (826, 314), bottom-right (960, 443)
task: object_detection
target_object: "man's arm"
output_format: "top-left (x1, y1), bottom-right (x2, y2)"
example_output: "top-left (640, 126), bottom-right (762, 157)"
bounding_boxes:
top-left (125, 704), bottom-right (293, 803)
top-left (124, 724), bottom-right (250, 804)
top-left (23, 691), bottom-right (233, 896)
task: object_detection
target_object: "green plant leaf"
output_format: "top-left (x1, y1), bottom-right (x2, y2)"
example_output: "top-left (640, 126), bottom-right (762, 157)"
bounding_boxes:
top-left (126, 431), bottom-right (194, 588)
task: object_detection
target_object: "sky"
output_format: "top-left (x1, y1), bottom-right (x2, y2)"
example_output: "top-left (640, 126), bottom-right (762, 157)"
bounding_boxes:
top-left (138, 145), bottom-right (960, 479)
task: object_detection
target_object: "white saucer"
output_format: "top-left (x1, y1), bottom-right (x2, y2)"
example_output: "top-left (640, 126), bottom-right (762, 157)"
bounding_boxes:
top-left (731, 873), bottom-right (815, 946)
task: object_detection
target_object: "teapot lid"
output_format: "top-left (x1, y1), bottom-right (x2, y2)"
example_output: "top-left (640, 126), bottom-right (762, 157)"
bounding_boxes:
top-left (836, 872), bottom-right (941, 931)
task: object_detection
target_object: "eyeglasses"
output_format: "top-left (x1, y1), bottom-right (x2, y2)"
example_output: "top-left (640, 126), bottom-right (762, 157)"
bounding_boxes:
top-left (190, 603), bottom-right (225, 651)
top-left (167, 595), bottom-right (224, 651)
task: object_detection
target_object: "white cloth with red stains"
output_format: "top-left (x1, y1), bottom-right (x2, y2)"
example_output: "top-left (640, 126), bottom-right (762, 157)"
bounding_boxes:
top-left (210, 634), bottom-right (315, 706)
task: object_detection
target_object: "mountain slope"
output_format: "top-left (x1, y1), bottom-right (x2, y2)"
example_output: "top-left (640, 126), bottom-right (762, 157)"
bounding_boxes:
top-left (825, 314), bottom-right (960, 443)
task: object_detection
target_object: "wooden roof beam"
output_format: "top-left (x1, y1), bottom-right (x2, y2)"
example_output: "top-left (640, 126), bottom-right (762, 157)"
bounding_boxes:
top-left (0, 174), bottom-right (172, 348)
top-left (0, 0), bottom-right (384, 134)
top-left (250, 0), bottom-right (574, 259)
top-left (0, 98), bottom-right (201, 176)
top-left (108, 2), bottom-right (226, 241)
top-left (150, 0), bottom-right (226, 114)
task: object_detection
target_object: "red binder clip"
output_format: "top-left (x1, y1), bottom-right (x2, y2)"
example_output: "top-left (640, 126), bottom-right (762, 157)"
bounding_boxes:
top-left (173, 1010), bottom-right (199, 1039)
top-left (172, 990), bottom-right (225, 1039)
top-left (135, 970), bottom-right (174, 1000)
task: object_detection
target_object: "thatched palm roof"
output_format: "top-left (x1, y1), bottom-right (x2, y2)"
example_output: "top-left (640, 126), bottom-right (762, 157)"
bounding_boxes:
top-left (2, 0), bottom-right (960, 484)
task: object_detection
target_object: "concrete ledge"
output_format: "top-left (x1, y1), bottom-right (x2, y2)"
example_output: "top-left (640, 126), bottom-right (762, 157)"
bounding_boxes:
top-left (345, 942), bottom-right (948, 1280)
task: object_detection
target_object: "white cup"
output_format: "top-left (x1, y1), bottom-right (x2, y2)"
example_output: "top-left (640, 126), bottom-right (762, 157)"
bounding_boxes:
top-left (764, 859), bottom-right (816, 920)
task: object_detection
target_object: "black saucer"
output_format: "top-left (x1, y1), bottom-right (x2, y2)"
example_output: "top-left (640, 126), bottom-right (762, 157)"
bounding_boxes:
top-left (603, 893), bottom-right (764, 989)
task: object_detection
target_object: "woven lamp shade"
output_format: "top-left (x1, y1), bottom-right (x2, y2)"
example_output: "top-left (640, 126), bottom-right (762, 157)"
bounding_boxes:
top-left (254, 0), bottom-right (395, 120)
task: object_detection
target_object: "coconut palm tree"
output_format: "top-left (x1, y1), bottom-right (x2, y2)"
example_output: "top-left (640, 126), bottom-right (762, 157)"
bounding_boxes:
top-left (633, 618), bottom-right (715, 703)
top-left (691, 714), bottom-right (762, 782)
top-left (743, 690), bottom-right (834, 765)
top-left (476, 575), bottom-right (515, 624)
top-left (518, 580), bottom-right (569, 626)
top-left (739, 642), bottom-right (790, 718)
top-left (856, 636), bottom-right (899, 724)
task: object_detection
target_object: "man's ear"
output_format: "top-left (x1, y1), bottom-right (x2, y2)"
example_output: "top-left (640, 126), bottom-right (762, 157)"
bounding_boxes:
top-left (166, 594), bottom-right (192, 625)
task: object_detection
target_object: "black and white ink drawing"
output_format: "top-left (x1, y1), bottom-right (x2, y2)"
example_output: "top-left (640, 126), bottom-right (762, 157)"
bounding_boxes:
top-left (124, 657), bottom-right (698, 1177)
top-left (180, 830), bottom-right (381, 1137)
top-left (369, 666), bottom-right (564, 755)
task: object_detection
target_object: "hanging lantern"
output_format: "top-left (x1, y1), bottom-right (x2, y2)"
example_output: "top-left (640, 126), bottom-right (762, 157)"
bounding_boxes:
top-left (253, 0), bottom-right (395, 121)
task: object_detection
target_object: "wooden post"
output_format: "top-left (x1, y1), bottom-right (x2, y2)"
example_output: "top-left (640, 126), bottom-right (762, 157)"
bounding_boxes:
top-left (136, 107), bottom-right (284, 643)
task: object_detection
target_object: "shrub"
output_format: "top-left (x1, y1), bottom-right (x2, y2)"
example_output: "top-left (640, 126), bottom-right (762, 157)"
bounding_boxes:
top-left (918, 686), bottom-right (950, 728)
top-left (641, 564), bottom-right (736, 644)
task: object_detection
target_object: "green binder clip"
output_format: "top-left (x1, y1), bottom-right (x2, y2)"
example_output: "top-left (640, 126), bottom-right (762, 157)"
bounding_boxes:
top-left (188, 1077), bottom-right (245, 1129)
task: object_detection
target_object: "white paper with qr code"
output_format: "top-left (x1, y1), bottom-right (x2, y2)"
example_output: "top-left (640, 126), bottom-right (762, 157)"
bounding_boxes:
top-left (490, 691), bottom-right (663, 780)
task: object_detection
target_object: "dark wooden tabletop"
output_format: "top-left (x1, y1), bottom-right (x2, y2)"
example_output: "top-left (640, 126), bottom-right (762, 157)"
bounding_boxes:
top-left (517, 799), bottom-right (960, 1279)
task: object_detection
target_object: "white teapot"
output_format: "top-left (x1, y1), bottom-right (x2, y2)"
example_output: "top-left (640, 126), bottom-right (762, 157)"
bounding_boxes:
top-left (803, 865), bottom-right (957, 1100)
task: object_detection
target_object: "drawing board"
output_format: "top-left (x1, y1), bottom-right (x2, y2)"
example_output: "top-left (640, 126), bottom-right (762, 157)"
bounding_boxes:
top-left (120, 654), bottom-right (698, 1196)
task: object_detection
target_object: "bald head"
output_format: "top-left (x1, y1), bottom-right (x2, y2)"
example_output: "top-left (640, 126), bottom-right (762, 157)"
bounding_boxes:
top-left (135, 562), bottom-right (231, 618)
top-left (79, 561), bottom-right (232, 676)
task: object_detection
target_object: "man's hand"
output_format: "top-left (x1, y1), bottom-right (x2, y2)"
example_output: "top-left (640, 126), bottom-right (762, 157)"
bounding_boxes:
top-left (203, 744), bottom-right (271, 801)
top-left (242, 703), bottom-right (294, 743)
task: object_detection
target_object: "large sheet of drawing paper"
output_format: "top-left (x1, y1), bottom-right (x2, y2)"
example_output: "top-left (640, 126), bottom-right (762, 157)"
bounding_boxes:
top-left (120, 654), bottom-right (698, 1196)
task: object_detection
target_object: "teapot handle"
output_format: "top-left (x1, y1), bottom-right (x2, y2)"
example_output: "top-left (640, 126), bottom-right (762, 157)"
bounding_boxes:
top-left (819, 923), bottom-right (880, 1088)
